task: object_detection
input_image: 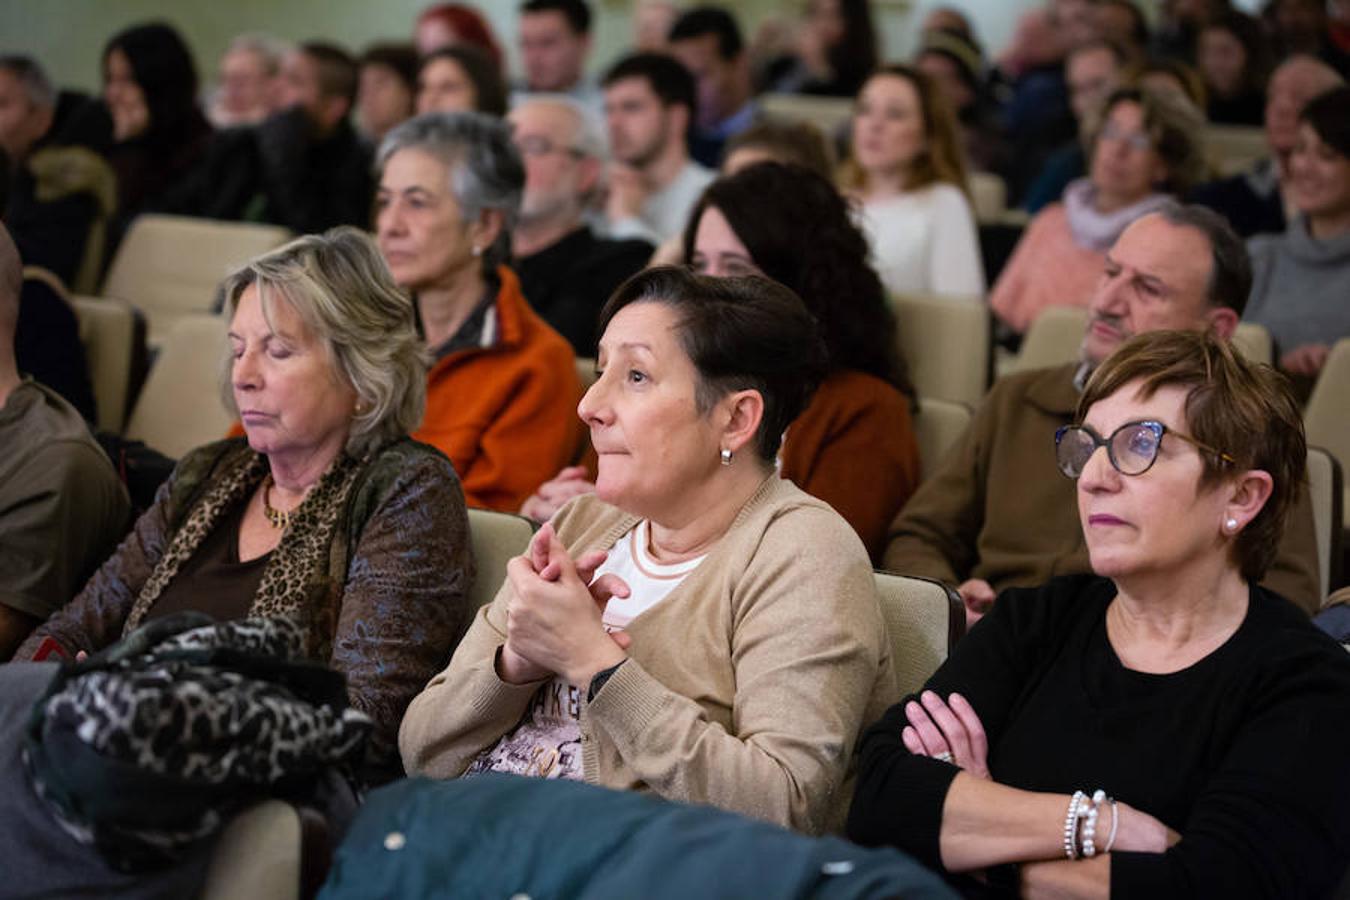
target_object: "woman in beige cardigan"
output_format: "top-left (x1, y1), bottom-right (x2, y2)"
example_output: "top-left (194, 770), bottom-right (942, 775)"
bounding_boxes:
top-left (399, 267), bottom-right (898, 834)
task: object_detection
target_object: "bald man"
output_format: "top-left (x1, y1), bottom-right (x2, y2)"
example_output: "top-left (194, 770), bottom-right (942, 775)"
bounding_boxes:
top-left (1190, 54), bottom-right (1344, 236)
top-left (0, 224), bottom-right (128, 659)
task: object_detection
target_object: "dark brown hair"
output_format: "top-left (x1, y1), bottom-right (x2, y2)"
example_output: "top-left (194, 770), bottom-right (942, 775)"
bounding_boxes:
top-left (840, 63), bottom-right (969, 196)
top-left (682, 162), bottom-right (912, 397)
top-left (723, 118), bottom-right (835, 180)
top-left (1300, 85), bottom-right (1350, 159)
top-left (419, 44), bottom-right (508, 116)
top-left (1077, 329), bottom-right (1305, 584)
top-left (597, 266), bottom-right (827, 463)
top-left (1088, 86), bottom-right (1208, 196)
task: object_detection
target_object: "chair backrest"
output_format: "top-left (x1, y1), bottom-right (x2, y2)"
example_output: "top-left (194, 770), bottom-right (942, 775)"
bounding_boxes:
top-left (467, 508), bottom-right (538, 610)
top-left (913, 397), bottom-right (973, 483)
top-left (1306, 446), bottom-right (1345, 602)
top-left (1015, 308), bottom-right (1277, 372)
top-left (892, 293), bottom-right (990, 408)
top-left (1013, 306), bottom-right (1089, 373)
top-left (1203, 125), bottom-right (1267, 176)
top-left (873, 571), bottom-right (964, 697)
top-left (759, 92), bottom-right (854, 134)
top-left (70, 295), bottom-right (137, 433)
top-left (1305, 339), bottom-right (1350, 537)
top-left (575, 356), bottom-right (599, 392)
top-left (102, 215), bottom-right (291, 346)
top-left (967, 172), bottom-right (1008, 224)
top-left (123, 314), bottom-right (233, 458)
top-left (1231, 322), bottom-right (1272, 366)
top-left (200, 800), bottom-right (302, 900)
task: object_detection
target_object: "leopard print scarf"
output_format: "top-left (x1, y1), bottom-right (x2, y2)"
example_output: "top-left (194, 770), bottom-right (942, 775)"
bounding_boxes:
top-left (122, 450), bottom-right (365, 657)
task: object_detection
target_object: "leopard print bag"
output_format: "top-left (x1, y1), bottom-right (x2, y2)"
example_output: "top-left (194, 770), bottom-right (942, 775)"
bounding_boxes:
top-left (23, 613), bottom-right (372, 872)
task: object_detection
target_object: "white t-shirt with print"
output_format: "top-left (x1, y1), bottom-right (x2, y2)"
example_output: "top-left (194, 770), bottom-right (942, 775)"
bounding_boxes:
top-left (467, 520), bottom-right (706, 780)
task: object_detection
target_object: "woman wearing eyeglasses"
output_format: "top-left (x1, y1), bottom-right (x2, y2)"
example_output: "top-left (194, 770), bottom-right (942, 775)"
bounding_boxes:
top-left (849, 330), bottom-right (1350, 898)
top-left (990, 87), bottom-right (1206, 335)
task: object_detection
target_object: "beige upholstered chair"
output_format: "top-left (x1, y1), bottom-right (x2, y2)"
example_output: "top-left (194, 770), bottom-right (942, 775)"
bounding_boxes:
top-left (759, 92), bottom-right (853, 134)
top-left (201, 801), bottom-right (302, 900)
top-left (1015, 308), bottom-right (1275, 373)
top-left (70, 295), bottom-right (137, 433)
top-left (1231, 322), bottom-right (1273, 366)
top-left (873, 571), bottom-right (965, 697)
top-left (575, 356), bottom-right (599, 392)
top-left (1012, 306), bottom-right (1089, 373)
top-left (123, 314), bottom-right (232, 458)
top-left (1203, 125), bottom-right (1267, 176)
top-left (892, 294), bottom-right (990, 408)
top-left (467, 508), bottom-right (538, 610)
top-left (967, 172), bottom-right (1007, 224)
top-left (913, 397), bottom-right (973, 483)
top-left (102, 215), bottom-right (290, 346)
top-left (1306, 447), bottom-right (1344, 603)
top-left (1306, 339), bottom-right (1350, 533)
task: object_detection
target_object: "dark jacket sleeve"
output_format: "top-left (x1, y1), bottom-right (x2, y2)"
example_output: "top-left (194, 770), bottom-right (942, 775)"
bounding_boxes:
top-left (847, 579), bottom-right (1084, 868)
top-left (331, 446), bottom-right (475, 783)
top-left (881, 389), bottom-right (992, 584)
top-left (13, 440), bottom-right (234, 660)
top-left (1111, 629), bottom-right (1350, 899)
top-left (15, 470), bottom-right (173, 659)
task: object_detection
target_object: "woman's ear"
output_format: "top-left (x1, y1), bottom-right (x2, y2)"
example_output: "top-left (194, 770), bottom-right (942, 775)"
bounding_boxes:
top-left (719, 389), bottom-right (765, 459)
top-left (1224, 469), bottom-right (1274, 534)
top-left (469, 208), bottom-right (505, 257)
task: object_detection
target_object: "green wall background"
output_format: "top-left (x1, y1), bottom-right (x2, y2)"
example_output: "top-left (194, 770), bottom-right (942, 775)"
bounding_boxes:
top-left (2, 1), bottom-right (1051, 98)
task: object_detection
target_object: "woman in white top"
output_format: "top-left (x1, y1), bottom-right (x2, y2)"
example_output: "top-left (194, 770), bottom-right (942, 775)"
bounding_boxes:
top-left (842, 64), bottom-right (985, 301)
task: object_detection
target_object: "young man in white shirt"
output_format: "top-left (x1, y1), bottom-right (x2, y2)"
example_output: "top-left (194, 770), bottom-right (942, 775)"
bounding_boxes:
top-left (600, 52), bottom-right (714, 244)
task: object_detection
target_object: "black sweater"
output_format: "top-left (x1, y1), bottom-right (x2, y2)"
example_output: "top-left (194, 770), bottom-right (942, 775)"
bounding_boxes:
top-left (848, 575), bottom-right (1350, 898)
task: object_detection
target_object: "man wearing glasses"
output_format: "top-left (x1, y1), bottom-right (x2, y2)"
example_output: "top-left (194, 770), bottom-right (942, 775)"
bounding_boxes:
top-left (509, 97), bottom-right (652, 355)
top-left (883, 202), bottom-right (1320, 620)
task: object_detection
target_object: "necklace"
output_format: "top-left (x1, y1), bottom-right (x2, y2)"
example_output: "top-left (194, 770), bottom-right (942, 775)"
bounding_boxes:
top-left (261, 475), bottom-right (294, 530)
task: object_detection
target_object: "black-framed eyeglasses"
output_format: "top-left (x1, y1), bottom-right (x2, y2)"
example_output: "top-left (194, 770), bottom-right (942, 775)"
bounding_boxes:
top-left (1054, 420), bottom-right (1235, 479)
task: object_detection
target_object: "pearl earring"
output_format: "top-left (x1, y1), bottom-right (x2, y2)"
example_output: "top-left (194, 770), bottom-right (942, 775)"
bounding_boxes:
top-left (471, 245), bottom-right (482, 257)
top-left (1225, 517), bottom-right (1238, 532)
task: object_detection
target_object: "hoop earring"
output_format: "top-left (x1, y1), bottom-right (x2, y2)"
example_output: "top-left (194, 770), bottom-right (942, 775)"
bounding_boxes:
top-left (719, 448), bottom-right (732, 466)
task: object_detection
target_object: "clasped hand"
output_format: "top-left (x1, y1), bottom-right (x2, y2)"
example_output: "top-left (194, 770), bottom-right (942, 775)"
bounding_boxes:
top-left (498, 524), bottom-right (632, 687)
top-left (903, 690), bottom-right (992, 778)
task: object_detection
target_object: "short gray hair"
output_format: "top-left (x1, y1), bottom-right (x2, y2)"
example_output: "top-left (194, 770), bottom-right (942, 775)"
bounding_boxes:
top-left (0, 56), bottom-right (55, 109)
top-left (219, 227), bottom-right (427, 458)
top-left (376, 112), bottom-right (524, 270)
top-left (513, 94), bottom-right (607, 161)
top-left (225, 33), bottom-right (289, 76)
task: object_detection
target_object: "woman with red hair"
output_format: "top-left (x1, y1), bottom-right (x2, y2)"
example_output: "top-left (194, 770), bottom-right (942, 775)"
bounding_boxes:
top-left (415, 4), bottom-right (504, 73)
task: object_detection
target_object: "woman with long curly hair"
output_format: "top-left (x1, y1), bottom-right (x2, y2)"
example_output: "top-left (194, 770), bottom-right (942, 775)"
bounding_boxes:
top-left (524, 163), bottom-right (920, 562)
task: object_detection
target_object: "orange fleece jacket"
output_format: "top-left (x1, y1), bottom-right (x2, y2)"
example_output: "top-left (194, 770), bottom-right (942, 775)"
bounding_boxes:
top-left (779, 370), bottom-right (920, 565)
top-left (414, 266), bottom-right (585, 512)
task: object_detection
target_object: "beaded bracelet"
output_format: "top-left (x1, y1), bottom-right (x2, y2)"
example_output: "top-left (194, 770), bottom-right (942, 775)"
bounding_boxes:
top-left (1082, 789), bottom-right (1106, 857)
top-left (1103, 797), bottom-right (1120, 854)
top-left (1063, 790), bottom-right (1088, 860)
